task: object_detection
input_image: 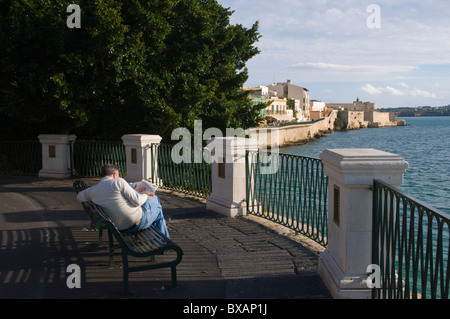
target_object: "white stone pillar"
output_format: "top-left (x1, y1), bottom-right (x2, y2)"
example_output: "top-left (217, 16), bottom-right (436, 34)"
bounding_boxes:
top-left (318, 148), bottom-right (408, 299)
top-left (205, 137), bottom-right (258, 217)
top-left (38, 134), bottom-right (77, 178)
top-left (121, 134), bottom-right (162, 182)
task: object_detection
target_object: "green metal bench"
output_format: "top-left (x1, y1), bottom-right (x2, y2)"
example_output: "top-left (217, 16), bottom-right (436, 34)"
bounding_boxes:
top-left (73, 180), bottom-right (183, 294)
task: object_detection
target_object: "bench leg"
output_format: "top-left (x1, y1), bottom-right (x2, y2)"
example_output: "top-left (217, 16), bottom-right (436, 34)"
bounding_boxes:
top-left (122, 253), bottom-right (129, 295)
top-left (171, 265), bottom-right (177, 289)
top-left (98, 228), bottom-right (103, 246)
top-left (108, 230), bottom-right (114, 267)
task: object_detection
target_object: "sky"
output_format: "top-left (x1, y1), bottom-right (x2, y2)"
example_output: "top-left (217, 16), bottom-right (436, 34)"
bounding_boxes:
top-left (217, 0), bottom-right (450, 108)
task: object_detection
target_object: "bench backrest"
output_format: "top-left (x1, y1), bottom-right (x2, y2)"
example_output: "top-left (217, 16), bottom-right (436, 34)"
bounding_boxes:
top-left (73, 180), bottom-right (178, 256)
top-left (73, 180), bottom-right (101, 229)
top-left (73, 180), bottom-right (118, 230)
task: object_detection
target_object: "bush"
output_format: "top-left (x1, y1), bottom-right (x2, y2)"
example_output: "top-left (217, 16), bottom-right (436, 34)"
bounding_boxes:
top-left (334, 117), bottom-right (345, 130)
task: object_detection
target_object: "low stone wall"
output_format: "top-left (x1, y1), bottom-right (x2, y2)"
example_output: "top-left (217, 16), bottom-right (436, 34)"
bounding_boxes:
top-left (248, 110), bottom-right (338, 148)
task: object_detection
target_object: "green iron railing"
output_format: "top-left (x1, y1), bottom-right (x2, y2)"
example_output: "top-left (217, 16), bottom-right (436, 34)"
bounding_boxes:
top-left (148, 143), bottom-right (212, 199)
top-left (0, 140), bottom-right (42, 176)
top-left (70, 140), bottom-right (126, 177)
top-left (372, 179), bottom-right (450, 299)
top-left (246, 150), bottom-right (328, 247)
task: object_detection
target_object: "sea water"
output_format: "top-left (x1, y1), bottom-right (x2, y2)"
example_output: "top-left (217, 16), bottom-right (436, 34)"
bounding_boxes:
top-left (281, 116), bottom-right (450, 217)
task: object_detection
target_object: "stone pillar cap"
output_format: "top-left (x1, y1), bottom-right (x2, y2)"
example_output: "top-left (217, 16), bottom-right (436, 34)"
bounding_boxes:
top-left (320, 148), bottom-right (409, 186)
top-left (121, 134), bottom-right (162, 147)
top-left (38, 134), bottom-right (77, 142)
top-left (320, 148), bottom-right (409, 170)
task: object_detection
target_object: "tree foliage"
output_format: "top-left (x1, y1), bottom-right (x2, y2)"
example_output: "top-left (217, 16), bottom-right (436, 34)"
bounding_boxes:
top-left (0, 0), bottom-right (262, 140)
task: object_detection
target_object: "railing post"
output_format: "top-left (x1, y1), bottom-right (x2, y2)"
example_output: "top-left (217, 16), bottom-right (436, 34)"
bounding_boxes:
top-left (318, 148), bottom-right (408, 299)
top-left (205, 137), bottom-right (258, 217)
top-left (121, 134), bottom-right (162, 182)
top-left (38, 134), bottom-right (77, 178)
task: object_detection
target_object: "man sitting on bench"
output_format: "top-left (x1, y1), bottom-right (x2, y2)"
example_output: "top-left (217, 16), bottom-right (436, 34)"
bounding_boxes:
top-left (76, 164), bottom-right (170, 237)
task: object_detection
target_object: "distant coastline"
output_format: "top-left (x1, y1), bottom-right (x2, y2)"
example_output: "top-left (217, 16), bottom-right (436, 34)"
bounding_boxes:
top-left (378, 105), bottom-right (450, 117)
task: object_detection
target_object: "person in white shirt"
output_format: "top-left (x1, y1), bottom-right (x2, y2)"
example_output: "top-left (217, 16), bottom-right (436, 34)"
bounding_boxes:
top-left (76, 164), bottom-right (170, 237)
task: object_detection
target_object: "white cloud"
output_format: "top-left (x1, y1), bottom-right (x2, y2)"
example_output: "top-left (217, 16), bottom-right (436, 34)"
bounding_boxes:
top-left (408, 88), bottom-right (438, 99)
top-left (384, 86), bottom-right (406, 96)
top-left (292, 62), bottom-right (417, 75)
top-left (361, 84), bottom-right (383, 95)
top-left (362, 83), bottom-right (437, 99)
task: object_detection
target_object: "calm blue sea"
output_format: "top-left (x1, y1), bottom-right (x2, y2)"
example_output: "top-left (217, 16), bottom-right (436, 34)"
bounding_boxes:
top-left (281, 116), bottom-right (450, 217)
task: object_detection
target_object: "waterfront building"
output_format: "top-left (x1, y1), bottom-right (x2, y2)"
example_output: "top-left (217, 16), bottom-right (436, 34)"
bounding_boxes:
top-left (247, 89), bottom-right (267, 117)
top-left (242, 86), bottom-right (268, 126)
top-left (326, 98), bottom-right (376, 113)
top-left (267, 80), bottom-right (310, 121)
top-left (243, 86), bottom-right (296, 125)
top-left (310, 100), bottom-right (326, 120)
top-left (326, 98), bottom-right (399, 128)
top-left (286, 98), bottom-right (308, 122)
top-left (265, 96), bottom-right (295, 123)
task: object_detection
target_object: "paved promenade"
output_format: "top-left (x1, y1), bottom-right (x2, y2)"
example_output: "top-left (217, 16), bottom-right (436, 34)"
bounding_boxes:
top-left (0, 176), bottom-right (331, 299)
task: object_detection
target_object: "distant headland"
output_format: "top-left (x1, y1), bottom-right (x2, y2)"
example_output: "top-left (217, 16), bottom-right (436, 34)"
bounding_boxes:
top-left (378, 105), bottom-right (450, 117)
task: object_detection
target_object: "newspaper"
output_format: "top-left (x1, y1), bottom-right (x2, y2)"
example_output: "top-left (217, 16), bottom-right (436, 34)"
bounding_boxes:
top-left (130, 180), bottom-right (158, 195)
